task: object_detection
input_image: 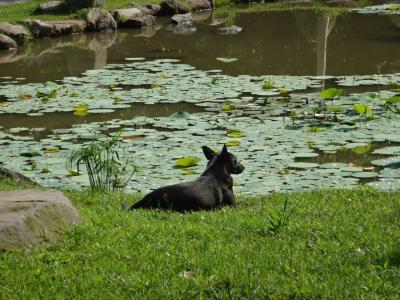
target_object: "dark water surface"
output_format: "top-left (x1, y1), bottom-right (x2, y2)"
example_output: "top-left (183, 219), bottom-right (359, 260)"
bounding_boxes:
top-left (1, 10), bottom-right (400, 83)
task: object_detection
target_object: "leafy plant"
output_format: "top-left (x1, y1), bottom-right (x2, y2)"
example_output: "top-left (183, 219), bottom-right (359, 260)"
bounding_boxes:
top-left (175, 157), bottom-right (201, 168)
top-left (262, 80), bottom-right (274, 90)
top-left (68, 132), bottom-right (137, 193)
top-left (353, 103), bottom-right (373, 118)
top-left (266, 198), bottom-right (292, 235)
top-left (319, 88), bottom-right (343, 100)
top-left (384, 96), bottom-right (400, 113)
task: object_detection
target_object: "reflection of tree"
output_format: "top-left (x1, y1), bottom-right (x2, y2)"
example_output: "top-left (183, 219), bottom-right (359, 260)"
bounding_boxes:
top-left (0, 31), bottom-right (117, 81)
top-left (294, 12), bottom-right (336, 79)
top-left (388, 15), bottom-right (400, 28)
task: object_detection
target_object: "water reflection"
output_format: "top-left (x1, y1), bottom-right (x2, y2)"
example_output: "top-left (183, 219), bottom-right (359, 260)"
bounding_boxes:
top-left (1, 10), bottom-right (400, 82)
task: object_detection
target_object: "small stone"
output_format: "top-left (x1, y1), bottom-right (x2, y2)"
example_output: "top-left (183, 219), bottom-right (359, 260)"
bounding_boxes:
top-left (0, 34), bottom-right (17, 50)
top-left (39, 1), bottom-right (64, 12)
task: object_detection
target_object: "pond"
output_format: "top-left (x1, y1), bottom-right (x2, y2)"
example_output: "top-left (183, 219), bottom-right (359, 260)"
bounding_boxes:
top-left (0, 9), bottom-right (399, 194)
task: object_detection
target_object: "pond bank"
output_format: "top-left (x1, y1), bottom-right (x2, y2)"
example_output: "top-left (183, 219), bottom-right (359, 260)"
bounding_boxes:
top-left (1, 0), bottom-right (399, 51)
top-left (0, 0), bottom-right (216, 50)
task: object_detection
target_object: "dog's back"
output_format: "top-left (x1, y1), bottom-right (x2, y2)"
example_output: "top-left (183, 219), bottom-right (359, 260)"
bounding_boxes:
top-left (129, 145), bottom-right (244, 212)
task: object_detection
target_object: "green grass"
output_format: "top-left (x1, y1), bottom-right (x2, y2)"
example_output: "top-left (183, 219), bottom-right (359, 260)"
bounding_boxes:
top-left (0, 0), bottom-right (160, 24)
top-left (0, 179), bottom-right (399, 298)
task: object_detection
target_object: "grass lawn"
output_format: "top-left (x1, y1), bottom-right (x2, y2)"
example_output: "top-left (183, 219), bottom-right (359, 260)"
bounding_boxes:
top-left (0, 0), bottom-right (160, 23)
top-left (0, 179), bottom-right (399, 298)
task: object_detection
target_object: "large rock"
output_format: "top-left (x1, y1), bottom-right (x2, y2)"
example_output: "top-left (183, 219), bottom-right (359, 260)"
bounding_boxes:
top-left (64, 0), bottom-right (105, 8)
top-left (171, 13), bottom-right (193, 25)
top-left (0, 34), bottom-right (17, 50)
top-left (24, 20), bottom-right (55, 38)
top-left (0, 22), bottom-right (30, 44)
top-left (0, 189), bottom-right (81, 250)
top-left (170, 14), bottom-right (197, 34)
top-left (159, 0), bottom-right (190, 16)
top-left (0, 166), bottom-right (36, 184)
top-left (187, 0), bottom-right (212, 11)
top-left (52, 20), bottom-right (86, 33)
top-left (118, 15), bottom-right (155, 28)
top-left (23, 19), bottom-right (86, 38)
top-left (85, 8), bottom-right (117, 32)
top-left (111, 8), bottom-right (143, 22)
top-left (131, 3), bottom-right (161, 16)
top-left (38, 1), bottom-right (64, 12)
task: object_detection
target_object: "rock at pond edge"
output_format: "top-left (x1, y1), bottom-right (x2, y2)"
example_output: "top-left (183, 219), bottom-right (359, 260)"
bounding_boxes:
top-left (0, 189), bottom-right (81, 251)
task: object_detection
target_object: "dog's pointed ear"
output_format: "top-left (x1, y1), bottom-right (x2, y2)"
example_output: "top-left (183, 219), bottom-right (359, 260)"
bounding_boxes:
top-left (202, 146), bottom-right (216, 160)
top-left (221, 144), bottom-right (228, 155)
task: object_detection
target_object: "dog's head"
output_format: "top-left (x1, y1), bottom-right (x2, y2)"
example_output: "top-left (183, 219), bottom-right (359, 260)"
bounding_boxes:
top-left (202, 145), bottom-right (245, 175)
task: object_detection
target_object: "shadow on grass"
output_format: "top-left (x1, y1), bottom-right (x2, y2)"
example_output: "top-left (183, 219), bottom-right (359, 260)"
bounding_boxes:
top-left (376, 249), bottom-right (400, 268)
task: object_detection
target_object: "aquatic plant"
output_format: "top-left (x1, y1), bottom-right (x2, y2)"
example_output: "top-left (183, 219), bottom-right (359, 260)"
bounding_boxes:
top-left (266, 198), bottom-right (292, 235)
top-left (68, 132), bottom-right (137, 193)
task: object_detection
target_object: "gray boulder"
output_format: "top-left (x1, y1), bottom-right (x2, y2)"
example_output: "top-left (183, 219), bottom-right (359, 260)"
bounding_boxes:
top-left (24, 20), bottom-right (54, 38)
top-left (117, 15), bottom-right (155, 28)
top-left (39, 1), bottom-right (64, 12)
top-left (171, 13), bottom-right (196, 34)
top-left (131, 3), bottom-right (161, 16)
top-left (0, 189), bottom-right (81, 250)
top-left (85, 8), bottom-right (117, 32)
top-left (64, 0), bottom-right (105, 8)
top-left (0, 22), bottom-right (30, 44)
top-left (159, 0), bottom-right (190, 16)
top-left (216, 25), bottom-right (242, 35)
top-left (171, 13), bottom-right (192, 25)
top-left (0, 166), bottom-right (36, 184)
top-left (187, 0), bottom-right (212, 11)
top-left (111, 8), bottom-right (143, 22)
top-left (50, 20), bottom-right (87, 34)
top-left (23, 19), bottom-right (86, 38)
top-left (0, 34), bottom-right (17, 50)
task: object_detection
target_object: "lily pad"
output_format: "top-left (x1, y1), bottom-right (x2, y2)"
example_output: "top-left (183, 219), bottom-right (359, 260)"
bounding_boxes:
top-left (372, 146), bottom-right (400, 155)
top-left (371, 156), bottom-right (400, 168)
top-left (288, 162), bottom-right (319, 169)
top-left (175, 157), bottom-right (201, 168)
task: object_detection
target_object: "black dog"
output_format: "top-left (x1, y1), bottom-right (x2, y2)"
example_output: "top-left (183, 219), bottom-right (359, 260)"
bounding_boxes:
top-left (128, 145), bottom-right (244, 212)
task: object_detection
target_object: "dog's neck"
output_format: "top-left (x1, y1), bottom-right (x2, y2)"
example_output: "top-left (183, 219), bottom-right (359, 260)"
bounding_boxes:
top-left (201, 163), bottom-right (233, 186)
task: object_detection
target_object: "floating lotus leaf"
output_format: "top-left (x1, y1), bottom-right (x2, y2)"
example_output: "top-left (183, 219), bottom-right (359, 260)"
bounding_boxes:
top-left (353, 103), bottom-right (372, 117)
top-left (293, 152), bottom-right (319, 158)
top-left (366, 180), bottom-right (400, 191)
top-left (320, 88), bottom-right (343, 99)
top-left (385, 96), bottom-right (400, 103)
top-left (175, 157), bottom-right (201, 168)
top-left (341, 166), bottom-right (364, 172)
top-left (371, 157), bottom-right (400, 168)
top-left (352, 171), bottom-right (378, 178)
top-left (73, 104), bottom-right (89, 116)
top-left (288, 162), bottom-right (319, 169)
top-left (226, 140), bottom-right (241, 147)
top-left (372, 146), bottom-right (400, 155)
top-left (20, 149), bottom-right (42, 157)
